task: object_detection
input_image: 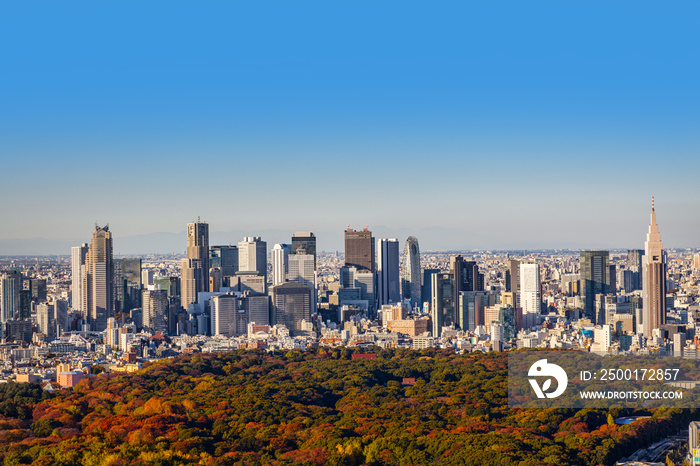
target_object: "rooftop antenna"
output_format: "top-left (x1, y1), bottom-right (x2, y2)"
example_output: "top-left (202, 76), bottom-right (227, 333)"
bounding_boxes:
top-left (651, 196), bottom-right (655, 212)
top-left (198, 216), bottom-right (201, 222)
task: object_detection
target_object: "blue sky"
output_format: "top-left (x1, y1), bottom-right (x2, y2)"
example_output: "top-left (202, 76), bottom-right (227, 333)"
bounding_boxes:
top-left (1, 2), bottom-right (698, 253)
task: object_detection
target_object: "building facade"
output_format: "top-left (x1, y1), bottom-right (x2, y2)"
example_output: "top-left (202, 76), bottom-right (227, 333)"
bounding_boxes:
top-left (71, 243), bottom-right (88, 312)
top-left (83, 225), bottom-right (113, 331)
top-left (344, 227), bottom-right (375, 272)
top-left (580, 250), bottom-right (612, 323)
top-left (181, 220), bottom-right (209, 309)
top-left (238, 237), bottom-right (267, 283)
top-left (519, 263), bottom-right (541, 329)
top-left (377, 238), bottom-right (400, 306)
top-left (401, 236), bottom-right (421, 307)
top-left (291, 231), bottom-right (316, 268)
top-left (642, 200), bottom-right (667, 337)
top-left (272, 243), bottom-right (291, 286)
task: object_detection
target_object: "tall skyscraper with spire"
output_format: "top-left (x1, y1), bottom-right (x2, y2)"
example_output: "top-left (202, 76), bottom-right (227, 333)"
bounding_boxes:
top-left (642, 197), bottom-right (667, 337)
top-left (181, 219), bottom-right (209, 309)
top-left (83, 225), bottom-right (113, 331)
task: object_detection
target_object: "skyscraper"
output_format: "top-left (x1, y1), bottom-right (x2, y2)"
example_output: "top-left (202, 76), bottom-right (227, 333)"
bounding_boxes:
top-left (211, 294), bottom-right (241, 337)
top-left (338, 266), bottom-right (374, 314)
top-left (271, 282), bottom-right (313, 335)
top-left (71, 243), bottom-right (88, 312)
top-left (344, 227), bottom-right (375, 272)
top-left (114, 258), bottom-right (142, 313)
top-left (401, 236), bottom-right (421, 306)
top-left (238, 237), bottom-right (267, 280)
top-left (431, 272), bottom-right (454, 337)
top-left (505, 259), bottom-right (520, 294)
top-left (30, 279), bottom-right (47, 302)
top-left (579, 250), bottom-right (612, 323)
top-left (0, 270), bottom-right (22, 323)
top-left (181, 219), bottom-right (209, 309)
top-left (18, 290), bottom-right (31, 321)
top-left (291, 231), bottom-right (316, 268)
top-left (272, 243), bottom-right (291, 286)
top-left (36, 302), bottom-right (54, 339)
top-left (377, 238), bottom-right (400, 305)
top-left (209, 245), bottom-right (238, 277)
top-left (422, 268), bottom-right (440, 310)
top-left (627, 249), bottom-right (644, 291)
top-left (53, 300), bottom-right (69, 335)
top-left (642, 198), bottom-right (667, 337)
top-left (450, 255), bottom-right (482, 316)
top-left (288, 252), bottom-right (315, 288)
top-left (83, 224), bottom-right (113, 331)
top-left (519, 263), bottom-right (541, 329)
top-left (142, 288), bottom-right (168, 333)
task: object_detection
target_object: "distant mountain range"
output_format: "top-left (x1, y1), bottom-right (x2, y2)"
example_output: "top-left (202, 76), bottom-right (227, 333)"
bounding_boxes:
top-left (0, 226), bottom-right (618, 256)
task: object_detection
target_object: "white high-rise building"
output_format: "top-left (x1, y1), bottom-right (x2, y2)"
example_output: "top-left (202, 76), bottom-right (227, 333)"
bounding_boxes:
top-left (272, 244), bottom-right (291, 286)
top-left (288, 253), bottom-right (315, 288)
top-left (519, 263), bottom-right (541, 329)
top-left (642, 198), bottom-right (667, 337)
top-left (238, 237), bottom-right (267, 281)
top-left (377, 238), bottom-right (400, 305)
top-left (289, 253), bottom-right (316, 312)
top-left (71, 243), bottom-right (88, 312)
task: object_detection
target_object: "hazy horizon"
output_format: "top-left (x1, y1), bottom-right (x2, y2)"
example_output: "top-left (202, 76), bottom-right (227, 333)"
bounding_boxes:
top-left (0, 218), bottom-right (695, 256)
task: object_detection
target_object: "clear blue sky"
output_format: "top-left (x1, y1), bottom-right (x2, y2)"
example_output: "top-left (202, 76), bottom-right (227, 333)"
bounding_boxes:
top-left (1, 2), bottom-right (698, 253)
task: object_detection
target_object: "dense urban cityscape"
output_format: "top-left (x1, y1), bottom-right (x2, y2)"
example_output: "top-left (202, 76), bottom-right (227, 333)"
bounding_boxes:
top-left (0, 201), bottom-right (699, 464)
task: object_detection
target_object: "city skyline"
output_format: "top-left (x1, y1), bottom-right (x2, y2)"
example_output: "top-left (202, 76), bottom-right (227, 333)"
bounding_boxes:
top-left (1, 3), bottom-right (699, 254)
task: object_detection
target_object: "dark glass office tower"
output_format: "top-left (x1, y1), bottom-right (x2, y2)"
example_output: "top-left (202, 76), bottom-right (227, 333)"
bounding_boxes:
top-left (344, 227), bottom-right (375, 272)
top-left (579, 250), bottom-right (612, 323)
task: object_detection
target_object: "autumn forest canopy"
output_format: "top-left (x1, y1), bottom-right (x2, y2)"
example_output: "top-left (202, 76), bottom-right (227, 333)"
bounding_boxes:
top-left (0, 348), bottom-right (697, 466)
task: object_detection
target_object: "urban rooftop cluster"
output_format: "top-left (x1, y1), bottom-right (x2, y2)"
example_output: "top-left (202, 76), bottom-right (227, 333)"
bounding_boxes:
top-left (0, 201), bottom-right (699, 389)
